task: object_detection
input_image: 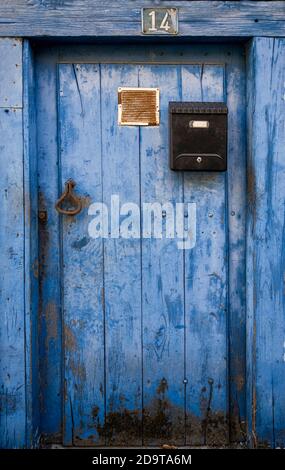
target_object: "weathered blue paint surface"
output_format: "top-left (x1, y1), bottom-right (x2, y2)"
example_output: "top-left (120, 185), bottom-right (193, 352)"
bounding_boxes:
top-left (139, 64), bottom-right (185, 446)
top-left (36, 49), bottom-right (63, 440)
top-left (23, 39), bottom-right (40, 448)
top-left (246, 38), bottom-right (285, 448)
top-left (182, 60), bottom-right (247, 445)
top-left (35, 44), bottom-right (246, 446)
top-left (0, 38), bottom-right (27, 448)
top-left (0, 38), bottom-right (39, 449)
top-left (0, 12), bottom-right (284, 449)
top-left (0, 1), bottom-right (284, 37)
top-left (59, 63), bottom-right (105, 446)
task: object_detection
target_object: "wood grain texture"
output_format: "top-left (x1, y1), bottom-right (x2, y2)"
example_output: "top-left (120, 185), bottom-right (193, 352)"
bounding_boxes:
top-left (182, 65), bottom-right (229, 446)
top-left (101, 64), bottom-right (142, 446)
top-left (23, 39), bottom-right (39, 447)
top-left (58, 64), bottom-right (105, 446)
top-left (0, 38), bottom-right (26, 448)
top-left (0, 1), bottom-right (284, 37)
top-left (225, 50), bottom-right (247, 443)
top-left (139, 64), bottom-right (185, 446)
top-left (36, 48), bottom-right (63, 439)
top-left (246, 38), bottom-right (285, 448)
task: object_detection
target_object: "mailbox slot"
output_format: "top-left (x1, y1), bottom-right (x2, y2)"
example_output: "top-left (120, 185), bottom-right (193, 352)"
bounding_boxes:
top-left (169, 102), bottom-right (228, 171)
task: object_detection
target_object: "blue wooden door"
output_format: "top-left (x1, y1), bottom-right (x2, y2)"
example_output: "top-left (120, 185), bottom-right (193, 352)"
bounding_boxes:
top-left (36, 44), bottom-right (246, 447)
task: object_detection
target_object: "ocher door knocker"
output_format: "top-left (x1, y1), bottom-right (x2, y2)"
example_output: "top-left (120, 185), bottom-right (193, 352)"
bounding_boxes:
top-left (55, 179), bottom-right (82, 216)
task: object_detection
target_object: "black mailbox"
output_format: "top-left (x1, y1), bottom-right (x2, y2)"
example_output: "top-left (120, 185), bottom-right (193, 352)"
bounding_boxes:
top-left (169, 102), bottom-right (228, 171)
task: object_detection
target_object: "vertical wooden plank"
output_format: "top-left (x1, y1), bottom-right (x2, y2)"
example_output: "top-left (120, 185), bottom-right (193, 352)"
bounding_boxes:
top-left (246, 38), bottom-right (285, 448)
top-left (58, 64), bottom-right (105, 445)
top-left (246, 39), bottom-right (255, 448)
top-left (182, 65), bottom-right (229, 446)
top-left (140, 65), bottom-right (185, 446)
top-left (23, 40), bottom-right (39, 447)
top-left (101, 64), bottom-right (142, 446)
top-left (0, 38), bottom-right (26, 448)
top-left (36, 49), bottom-right (63, 440)
top-left (226, 50), bottom-right (247, 443)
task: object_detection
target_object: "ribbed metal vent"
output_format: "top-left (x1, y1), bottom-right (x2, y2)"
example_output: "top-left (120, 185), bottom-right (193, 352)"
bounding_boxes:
top-left (118, 87), bottom-right (160, 126)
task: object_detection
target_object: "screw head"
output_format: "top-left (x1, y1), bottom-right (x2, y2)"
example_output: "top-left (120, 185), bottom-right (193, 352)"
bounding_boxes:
top-left (38, 210), bottom-right (47, 223)
top-left (196, 157), bottom-right (202, 163)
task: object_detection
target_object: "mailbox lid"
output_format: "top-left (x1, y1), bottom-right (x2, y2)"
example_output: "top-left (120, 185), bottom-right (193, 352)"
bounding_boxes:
top-left (169, 101), bottom-right (228, 114)
top-left (169, 101), bottom-right (228, 171)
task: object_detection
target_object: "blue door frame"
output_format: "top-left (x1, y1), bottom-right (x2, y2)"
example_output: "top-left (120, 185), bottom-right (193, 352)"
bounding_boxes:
top-left (0, 1), bottom-right (285, 450)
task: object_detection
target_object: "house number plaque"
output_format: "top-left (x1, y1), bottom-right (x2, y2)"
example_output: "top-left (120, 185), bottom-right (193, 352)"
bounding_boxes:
top-left (141, 8), bottom-right (178, 35)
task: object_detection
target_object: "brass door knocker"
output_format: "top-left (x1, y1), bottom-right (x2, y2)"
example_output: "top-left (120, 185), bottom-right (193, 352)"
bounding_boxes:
top-left (55, 179), bottom-right (82, 216)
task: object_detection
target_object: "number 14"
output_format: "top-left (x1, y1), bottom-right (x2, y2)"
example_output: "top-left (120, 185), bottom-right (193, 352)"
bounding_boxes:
top-left (148, 10), bottom-right (171, 32)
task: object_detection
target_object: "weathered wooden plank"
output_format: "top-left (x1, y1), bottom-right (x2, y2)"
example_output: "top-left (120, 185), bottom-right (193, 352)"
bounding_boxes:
top-left (101, 64), bottom-right (143, 446)
top-left (140, 65), bottom-right (185, 446)
top-left (23, 39), bottom-right (39, 447)
top-left (182, 64), bottom-right (228, 446)
top-left (0, 38), bottom-right (26, 448)
top-left (0, 1), bottom-right (284, 37)
top-left (36, 48), bottom-right (63, 439)
top-left (225, 49), bottom-right (247, 443)
top-left (58, 64), bottom-right (105, 446)
top-left (246, 38), bottom-right (285, 448)
top-left (246, 38), bottom-right (256, 449)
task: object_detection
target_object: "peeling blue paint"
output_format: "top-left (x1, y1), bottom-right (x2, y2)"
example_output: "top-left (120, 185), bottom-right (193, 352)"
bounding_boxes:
top-left (0, 29), bottom-right (285, 449)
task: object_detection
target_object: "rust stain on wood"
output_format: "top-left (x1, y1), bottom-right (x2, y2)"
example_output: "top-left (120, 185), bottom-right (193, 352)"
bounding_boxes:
top-left (235, 374), bottom-right (245, 392)
top-left (252, 385), bottom-right (257, 448)
top-left (44, 302), bottom-right (58, 346)
top-left (68, 358), bottom-right (86, 383)
top-left (247, 162), bottom-right (257, 229)
top-left (32, 258), bottom-right (39, 279)
top-left (64, 325), bottom-right (77, 350)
